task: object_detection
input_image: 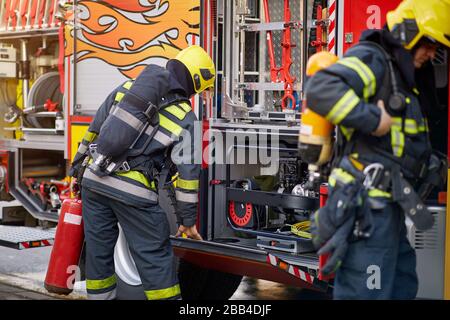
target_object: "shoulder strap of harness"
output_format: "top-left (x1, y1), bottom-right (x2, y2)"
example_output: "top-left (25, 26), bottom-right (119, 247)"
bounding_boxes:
top-left (120, 92), bottom-right (191, 173)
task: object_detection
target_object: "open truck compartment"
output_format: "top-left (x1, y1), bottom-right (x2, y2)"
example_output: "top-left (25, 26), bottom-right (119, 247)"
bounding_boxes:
top-left (208, 124), bottom-right (319, 256)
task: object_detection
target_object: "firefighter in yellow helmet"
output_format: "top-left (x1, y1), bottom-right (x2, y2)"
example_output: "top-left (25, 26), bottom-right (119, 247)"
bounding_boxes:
top-left (306, 0), bottom-right (449, 299)
top-left (70, 45), bottom-right (215, 300)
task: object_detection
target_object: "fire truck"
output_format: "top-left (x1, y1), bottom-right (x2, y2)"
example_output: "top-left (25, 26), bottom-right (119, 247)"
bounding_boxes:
top-left (0, 0), bottom-right (448, 300)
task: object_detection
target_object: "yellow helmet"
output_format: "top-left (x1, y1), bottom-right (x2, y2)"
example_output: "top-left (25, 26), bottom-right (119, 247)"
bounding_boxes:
top-left (306, 51), bottom-right (339, 76)
top-left (172, 45), bottom-right (216, 93)
top-left (387, 0), bottom-right (450, 49)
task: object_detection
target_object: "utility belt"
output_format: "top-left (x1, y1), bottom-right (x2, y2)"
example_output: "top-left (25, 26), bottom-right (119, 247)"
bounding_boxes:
top-left (82, 143), bottom-right (179, 199)
top-left (81, 153), bottom-right (157, 190)
top-left (348, 138), bottom-right (429, 182)
top-left (330, 154), bottom-right (435, 231)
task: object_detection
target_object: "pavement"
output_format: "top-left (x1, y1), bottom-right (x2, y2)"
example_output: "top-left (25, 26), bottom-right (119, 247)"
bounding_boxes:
top-left (0, 245), bottom-right (329, 300)
top-left (0, 282), bottom-right (60, 300)
top-left (0, 246), bottom-right (86, 300)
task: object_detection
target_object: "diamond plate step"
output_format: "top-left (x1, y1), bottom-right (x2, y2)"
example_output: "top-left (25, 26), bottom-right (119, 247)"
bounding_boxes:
top-left (0, 226), bottom-right (55, 250)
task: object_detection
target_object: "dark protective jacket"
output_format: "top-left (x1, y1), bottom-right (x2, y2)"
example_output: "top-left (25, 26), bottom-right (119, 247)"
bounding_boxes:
top-left (307, 29), bottom-right (440, 272)
top-left (71, 65), bottom-right (200, 227)
top-left (305, 28), bottom-right (433, 180)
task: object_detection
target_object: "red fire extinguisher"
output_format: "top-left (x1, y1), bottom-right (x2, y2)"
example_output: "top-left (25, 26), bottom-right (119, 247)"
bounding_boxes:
top-left (45, 198), bottom-right (84, 295)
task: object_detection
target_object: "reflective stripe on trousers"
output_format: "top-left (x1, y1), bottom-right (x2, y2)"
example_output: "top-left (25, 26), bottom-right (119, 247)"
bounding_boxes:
top-left (82, 190), bottom-right (179, 302)
top-left (145, 284), bottom-right (181, 300)
top-left (86, 274), bottom-right (117, 300)
top-left (87, 288), bottom-right (117, 300)
top-left (175, 190), bottom-right (198, 203)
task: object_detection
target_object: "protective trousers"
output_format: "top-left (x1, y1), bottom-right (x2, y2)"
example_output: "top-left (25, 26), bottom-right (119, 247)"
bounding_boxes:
top-left (333, 201), bottom-right (418, 299)
top-left (82, 188), bottom-right (180, 300)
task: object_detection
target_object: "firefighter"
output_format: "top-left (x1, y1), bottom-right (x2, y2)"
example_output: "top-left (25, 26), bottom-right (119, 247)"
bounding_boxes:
top-left (306, 0), bottom-right (449, 299)
top-left (70, 45), bottom-right (215, 300)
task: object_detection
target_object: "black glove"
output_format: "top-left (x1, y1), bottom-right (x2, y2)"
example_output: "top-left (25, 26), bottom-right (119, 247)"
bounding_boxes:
top-left (418, 151), bottom-right (448, 200)
top-left (310, 182), bottom-right (360, 249)
top-left (317, 214), bottom-right (356, 275)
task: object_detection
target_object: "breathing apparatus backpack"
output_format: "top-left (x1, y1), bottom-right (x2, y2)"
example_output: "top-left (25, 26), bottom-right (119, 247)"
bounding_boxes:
top-left (87, 64), bottom-right (173, 177)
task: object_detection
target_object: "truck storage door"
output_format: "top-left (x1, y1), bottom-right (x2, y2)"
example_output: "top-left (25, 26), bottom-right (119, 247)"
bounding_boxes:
top-left (341, 0), bottom-right (400, 53)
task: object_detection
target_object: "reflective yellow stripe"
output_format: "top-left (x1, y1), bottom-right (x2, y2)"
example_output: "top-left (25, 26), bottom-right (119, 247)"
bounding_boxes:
top-left (83, 131), bottom-right (97, 143)
top-left (86, 275), bottom-right (117, 290)
top-left (159, 113), bottom-right (183, 136)
top-left (164, 105), bottom-right (187, 120)
top-left (115, 91), bottom-right (125, 102)
top-left (419, 118), bottom-right (429, 133)
top-left (115, 170), bottom-right (156, 190)
top-left (391, 117), bottom-right (402, 130)
top-left (413, 88), bottom-right (420, 95)
top-left (404, 119), bottom-right (419, 134)
top-left (337, 57), bottom-right (376, 100)
top-left (390, 117), bottom-right (404, 157)
top-left (329, 168), bottom-right (355, 187)
top-left (340, 126), bottom-right (354, 141)
top-left (177, 178), bottom-right (199, 190)
top-left (328, 176), bottom-right (337, 187)
top-left (404, 118), bottom-right (428, 134)
top-left (391, 128), bottom-right (405, 157)
top-left (179, 102), bottom-right (192, 113)
top-left (326, 89), bottom-right (360, 125)
top-left (368, 189), bottom-right (391, 198)
top-left (145, 284), bottom-right (180, 300)
top-left (349, 155), bottom-right (365, 171)
top-left (123, 81), bottom-right (133, 90)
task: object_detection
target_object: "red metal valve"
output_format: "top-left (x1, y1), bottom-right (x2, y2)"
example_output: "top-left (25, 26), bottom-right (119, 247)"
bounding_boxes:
top-left (44, 99), bottom-right (59, 112)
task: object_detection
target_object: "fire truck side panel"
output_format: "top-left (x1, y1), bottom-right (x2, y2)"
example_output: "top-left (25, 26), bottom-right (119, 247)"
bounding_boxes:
top-left (341, 0), bottom-right (400, 52)
top-left (70, 123), bottom-right (90, 162)
top-left (445, 62), bottom-right (450, 300)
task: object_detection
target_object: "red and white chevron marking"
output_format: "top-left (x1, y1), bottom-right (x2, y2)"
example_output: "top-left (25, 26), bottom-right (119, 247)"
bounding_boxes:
top-left (267, 254), bottom-right (314, 284)
top-left (19, 239), bottom-right (54, 250)
top-left (327, 0), bottom-right (336, 53)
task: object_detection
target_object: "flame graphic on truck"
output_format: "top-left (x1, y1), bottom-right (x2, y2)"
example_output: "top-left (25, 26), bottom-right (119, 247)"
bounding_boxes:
top-left (64, 0), bottom-right (200, 79)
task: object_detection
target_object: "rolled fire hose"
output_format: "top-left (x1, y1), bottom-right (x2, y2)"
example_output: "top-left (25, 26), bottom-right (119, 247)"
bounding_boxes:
top-left (26, 72), bottom-right (63, 128)
top-left (0, 165), bottom-right (7, 191)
